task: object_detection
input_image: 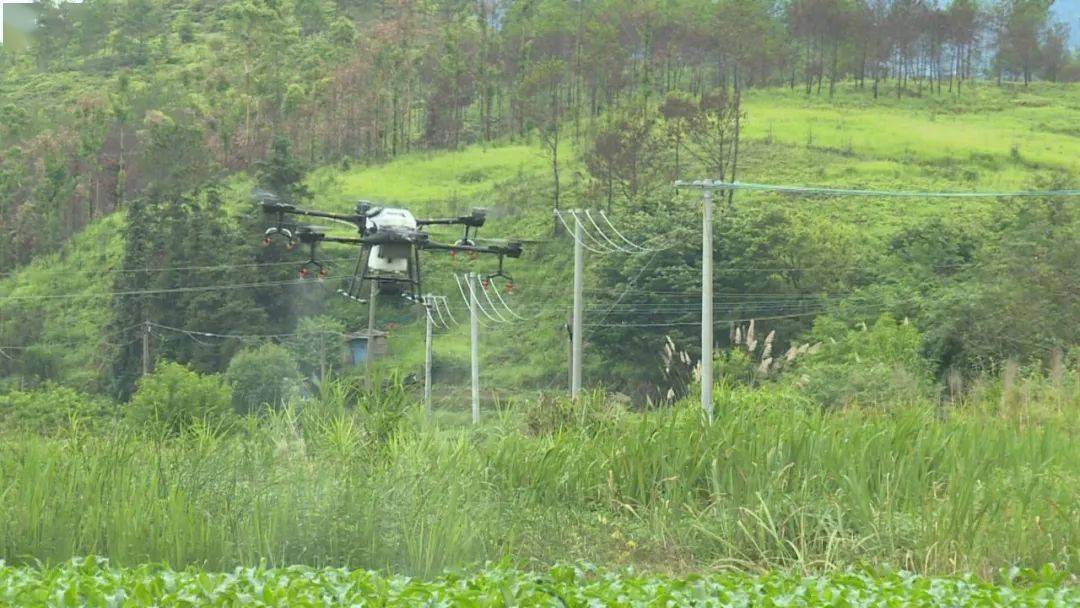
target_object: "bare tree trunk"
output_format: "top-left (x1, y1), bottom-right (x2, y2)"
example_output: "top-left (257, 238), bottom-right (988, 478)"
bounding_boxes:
top-left (728, 67), bottom-right (742, 209)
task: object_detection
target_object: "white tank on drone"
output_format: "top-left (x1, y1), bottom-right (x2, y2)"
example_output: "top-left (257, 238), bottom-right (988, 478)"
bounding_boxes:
top-left (368, 208), bottom-right (417, 273)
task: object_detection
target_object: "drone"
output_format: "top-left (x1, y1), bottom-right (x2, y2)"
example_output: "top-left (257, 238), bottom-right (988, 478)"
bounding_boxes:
top-left (256, 192), bottom-right (524, 303)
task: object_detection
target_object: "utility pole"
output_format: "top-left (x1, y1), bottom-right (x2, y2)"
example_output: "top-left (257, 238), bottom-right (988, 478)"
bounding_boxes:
top-left (424, 295), bottom-right (434, 417)
top-left (571, 210), bottom-right (584, 398)
top-left (366, 280), bottom-right (377, 388)
top-left (566, 318), bottom-right (573, 391)
top-left (467, 274), bottom-right (481, 424)
top-left (141, 320), bottom-right (151, 377)
top-left (701, 189), bottom-right (714, 423)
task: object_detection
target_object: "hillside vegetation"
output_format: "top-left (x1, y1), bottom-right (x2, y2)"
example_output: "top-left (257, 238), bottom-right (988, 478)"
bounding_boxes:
top-left (1, 0), bottom-right (1079, 597)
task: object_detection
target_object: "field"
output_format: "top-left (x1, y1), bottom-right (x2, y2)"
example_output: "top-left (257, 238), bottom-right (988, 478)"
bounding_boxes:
top-left (2, 385), bottom-right (1077, 577)
top-left (2, 559), bottom-right (1077, 606)
top-left (3, 83), bottom-right (1080, 602)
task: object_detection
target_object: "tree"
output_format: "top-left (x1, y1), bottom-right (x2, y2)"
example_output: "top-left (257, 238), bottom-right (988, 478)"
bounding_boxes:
top-left (996, 0), bottom-right (1054, 85)
top-left (682, 90), bottom-right (739, 184)
top-left (584, 109), bottom-right (667, 211)
top-left (226, 343), bottom-right (301, 414)
top-left (108, 195), bottom-right (156, 400)
top-left (256, 136), bottom-right (311, 202)
top-left (127, 361), bottom-right (234, 435)
top-left (520, 58), bottom-right (567, 224)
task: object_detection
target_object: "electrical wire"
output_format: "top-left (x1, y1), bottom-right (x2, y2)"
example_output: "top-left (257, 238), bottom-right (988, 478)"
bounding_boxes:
top-left (478, 280), bottom-right (511, 323)
top-left (594, 210), bottom-right (656, 252)
top-left (148, 322), bottom-right (351, 340)
top-left (422, 300), bottom-right (446, 330)
top-left (470, 277), bottom-right (508, 324)
top-left (0, 275), bottom-right (352, 302)
top-left (674, 181), bottom-right (1080, 198)
top-left (487, 280), bottom-right (537, 321)
top-left (554, 210), bottom-right (613, 254)
top-left (591, 250), bottom-right (661, 327)
top-left (429, 295), bottom-right (453, 328)
top-left (453, 273), bottom-right (495, 327)
top-left (436, 295), bottom-right (460, 326)
top-left (0, 324), bottom-right (144, 351)
top-left (576, 210), bottom-right (637, 254)
top-left (0, 256), bottom-right (367, 280)
top-left (572, 210), bottom-right (631, 253)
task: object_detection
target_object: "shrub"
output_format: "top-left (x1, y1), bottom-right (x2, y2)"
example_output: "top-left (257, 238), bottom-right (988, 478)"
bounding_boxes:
top-left (226, 344), bottom-right (302, 415)
top-left (523, 389), bottom-right (624, 436)
top-left (127, 361), bottom-right (233, 435)
top-left (785, 314), bottom-right (933, 408)
top-left (0, 383), bottom-right (117, 435)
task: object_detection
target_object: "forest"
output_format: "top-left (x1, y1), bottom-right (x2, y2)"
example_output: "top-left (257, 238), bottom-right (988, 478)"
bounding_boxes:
top-left (1, 0), bottom-right (1080, 604)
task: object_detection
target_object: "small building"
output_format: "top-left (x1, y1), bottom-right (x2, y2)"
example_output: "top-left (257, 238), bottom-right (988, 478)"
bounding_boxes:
top-left (345, 330), bottom-right (388, 365)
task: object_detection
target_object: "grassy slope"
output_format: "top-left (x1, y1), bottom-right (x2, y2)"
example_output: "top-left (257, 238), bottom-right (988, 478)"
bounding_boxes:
top-left (3, 83), bottom-right (1079, 392)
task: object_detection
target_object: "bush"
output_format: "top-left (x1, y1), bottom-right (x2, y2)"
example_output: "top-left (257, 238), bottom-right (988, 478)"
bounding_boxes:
top-left (127, 361), bottom-right (233, 435)
top-left (0, 383), bottom-right (117, 435)
top-left (523, 389), bottom-right (625, 436)
top-left (226, 344), bottom-right (302, 415)
top-left (785, 315), bottom-right (933, 408)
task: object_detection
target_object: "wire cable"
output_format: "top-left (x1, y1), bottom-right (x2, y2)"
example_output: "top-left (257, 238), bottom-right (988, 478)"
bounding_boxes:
top-left (148, 322), bottom-right (350, 340)
top-left (591, 250), bottom-right (662, 327)
top-left (674, 181), bottom-right (1080, 198)
top-left (453, 273), bottom-right (494, 327)
top-left (421, 299), bottom-right (446, 330)
top-left (488, 280), bottom-right (537, 321)
top-left (436, 295), bottom-right (460, 327)
top-left (0, 275), bottom-right (352, 302)
top-left (571, 210), bottom-right (628, 253)
top-left (478, 280), bottom-right (511, 323)
top-left (554, 210), bottom-right (613, 254)
top-left (577, 210), bottom-right (637, 254)
top-left (429, 295), bottom-right (452, 328)
top-left (594, 210), bottom-right (656, 252)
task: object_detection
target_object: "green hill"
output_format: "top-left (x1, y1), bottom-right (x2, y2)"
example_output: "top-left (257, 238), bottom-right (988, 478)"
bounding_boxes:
top-left (4, 83), bottom-right (1079, 402)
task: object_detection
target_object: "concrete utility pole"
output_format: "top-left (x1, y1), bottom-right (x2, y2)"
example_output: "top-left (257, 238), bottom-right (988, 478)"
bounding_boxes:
top-left (467, 274), bottom-right (481, 424)
top-left (141, 320), bottom-right (151, 377)
top-left (423, 295), bottom-right (434, 416)
top-left (571, 210), bottom-right (584, 398)
top-left (366, 280), bottom-right (377, 387)
top-left (701, 189), bottom-right (714, 423)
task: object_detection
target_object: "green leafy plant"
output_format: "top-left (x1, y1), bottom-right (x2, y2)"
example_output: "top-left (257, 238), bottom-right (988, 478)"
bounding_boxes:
top-left (127, 361), bottom-right (234, 435)
top-left (225, 343), bottom-right (302, 415)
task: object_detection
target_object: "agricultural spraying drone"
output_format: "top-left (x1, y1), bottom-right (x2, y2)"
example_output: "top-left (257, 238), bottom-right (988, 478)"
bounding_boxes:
top-left (256, 191), bottom-right (524, 303)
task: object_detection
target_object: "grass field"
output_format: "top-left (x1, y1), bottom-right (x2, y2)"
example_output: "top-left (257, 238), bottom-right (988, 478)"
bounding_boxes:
top-left (2, 384), bottom-right (1076, 578)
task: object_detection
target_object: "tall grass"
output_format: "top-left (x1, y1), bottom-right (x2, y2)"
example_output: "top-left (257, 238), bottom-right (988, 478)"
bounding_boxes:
top-left (0, 383), bottom-right (1076, 578)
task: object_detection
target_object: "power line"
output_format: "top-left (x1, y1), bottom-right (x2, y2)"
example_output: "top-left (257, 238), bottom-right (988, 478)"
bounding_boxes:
top-left (675, 180), bottom-right (1080, 198)
top-left (577, 210), bottom-right (638, 254)
top-left (148, 322), bottom-right (350, 341)
top-left (594, 210), bottom-right (657, 252)
top-left (0, 275), bottom-right (352, 302)
top-left (0, 256), bottom-right (365, 280)
top-left (0, 324), bottom-right (144, 351)
top-left (554, 210), bottom-right (612, 255)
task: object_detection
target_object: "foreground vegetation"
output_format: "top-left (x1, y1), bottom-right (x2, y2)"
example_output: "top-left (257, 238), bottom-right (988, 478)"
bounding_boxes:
top-left (2, 558), bottom-right (1077, 607)
top-left (2, 371), bottom-right (1076, 579)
